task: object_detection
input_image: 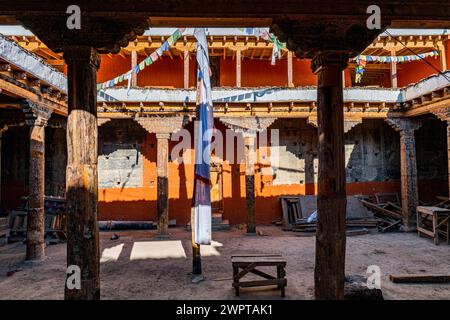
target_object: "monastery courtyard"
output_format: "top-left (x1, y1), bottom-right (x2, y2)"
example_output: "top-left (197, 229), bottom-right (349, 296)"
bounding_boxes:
top-left (0, 227), bottom-right (449, 300)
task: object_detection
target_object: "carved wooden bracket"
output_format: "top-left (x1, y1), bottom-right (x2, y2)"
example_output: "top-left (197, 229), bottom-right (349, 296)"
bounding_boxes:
top-left (385, 117), bottom-right (423, 136)
top-left (431, 107), bottom-right (450, 122)
top-left (219, 116), bottom-right (276, 134)
top-left (134, 115), bottom-right (190, 135)
top-left (344, 119), bottom-right (363, 134)
top-left (17, 15), bottom-right (148, 54)
top-left (97, 118), bottom-right (112, 127)
top-left (21, 100), bottom-right (52, 126)
top-left (307, 117), bottom-right (318, 128)
top-left (270, 17), bottom-right (390, 60)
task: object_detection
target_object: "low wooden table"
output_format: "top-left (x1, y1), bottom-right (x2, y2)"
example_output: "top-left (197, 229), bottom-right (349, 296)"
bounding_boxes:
top-left (231, 253), bottom-right (287, 297)
top-left (417, 206), bottom-right (450, 245)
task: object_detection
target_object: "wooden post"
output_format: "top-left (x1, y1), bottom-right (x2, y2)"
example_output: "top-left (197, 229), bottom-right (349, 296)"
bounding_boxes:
top-left (26, 119), bottom-right (46, 260)
top-left (63, 46), bottom-right (100, 300)
top-left (386, 118), bottom-right (422, 231)
top-left (0, 129), bottom-right (4, 207)
top-left (447, 122), bottom-right (450, 199)
top-left (438, 44), bottom-right (447, 72)
top-left (131, 50), bottom-right (138, 87)
top-left (156, 133), bottom-right (170, 237)
top-left (184, 50), bottom-right (190, 89)
top-left (287, 51), bottom-right (294, 87)
top-left (312, 51), bottom-right (349, 300)
top-left (236, 49), bottom-right (241, 88)
top-left (22, 101), bottom-right (52, 261)
top-left (390, 48), bottom-right (398, 88)
top-left (400, 130), bottom-right (419, 230)
top-left (243, 132), bottom-right (256, 235)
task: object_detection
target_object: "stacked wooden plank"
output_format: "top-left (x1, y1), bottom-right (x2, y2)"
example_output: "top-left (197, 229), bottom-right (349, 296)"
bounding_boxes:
top-left (359, 193), bottom-right (403, 232)
top-left (8, 196), bottom-right (66, 243)
top-left (279, 196), bottom-right (303, 230)
top-left (291, 218), bottom-right (378, 235)
top-left (0, 216), bottom-right (8, 246)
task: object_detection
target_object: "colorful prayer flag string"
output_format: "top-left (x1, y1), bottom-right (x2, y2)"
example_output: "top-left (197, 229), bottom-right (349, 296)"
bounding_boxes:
top-left (353, 50), bottom-right (439, 83)
top-left (97, 28), bottom-right (186, 91)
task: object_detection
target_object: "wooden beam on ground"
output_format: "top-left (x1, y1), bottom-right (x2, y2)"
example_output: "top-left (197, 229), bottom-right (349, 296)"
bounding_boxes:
top-left (390, 274), bottom-right (450, 284)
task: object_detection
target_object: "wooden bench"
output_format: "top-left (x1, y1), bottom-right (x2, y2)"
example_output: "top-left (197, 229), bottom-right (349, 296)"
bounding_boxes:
top-left (231, 253), bottom-right (287, 297)
top-left (417, 206), bottom-right (450, 245)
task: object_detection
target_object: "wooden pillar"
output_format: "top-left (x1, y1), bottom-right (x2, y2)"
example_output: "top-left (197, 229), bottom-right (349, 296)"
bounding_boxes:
top-left (131, 50), bottom-right (138, 87)
top-left (386, 118), bottom-right (422, 231)
top-left (22, 102), bottom-right (52, 261)
top-left (63, 46), bottom-right (100, 300)
top-left (236, 49), bottom-right (241, 88)
top-left (26, 119), bottom-right (46, 260)
top-left (184, 50), bottom-right (190, 89)
top-left (399, 129), bottom-right (419, 230)
top-left (156, 133), bottom-right (170, 237)
top-left (287, 51), bottom-right (294, 87)
top-left (312, 51), bottom-right (349, 300)
top-left (390, 49), bottom-right (398, 88)
top-left (447, 122), bottom-right (450, 198)
top-left (243, 132), bottom-right (256, 235)
top-left (0, 128), bottom-right (4, 206)
top-left (438, 44), bottom-right (447, 72)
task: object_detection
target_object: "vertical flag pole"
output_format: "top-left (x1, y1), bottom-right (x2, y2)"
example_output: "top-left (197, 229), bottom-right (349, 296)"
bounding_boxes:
top-left (191, 28), bottom-right (213, 283)
top-left (191, 76), bottom-right (203, 279)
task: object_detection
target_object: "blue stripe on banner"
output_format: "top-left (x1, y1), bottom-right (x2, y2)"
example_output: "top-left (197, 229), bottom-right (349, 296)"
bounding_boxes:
top-left (195, 103), bottom-right (212, 180)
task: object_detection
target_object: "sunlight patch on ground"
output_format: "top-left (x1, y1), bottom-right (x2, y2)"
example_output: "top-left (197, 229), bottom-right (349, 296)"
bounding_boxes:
top-left (130, 240), bottom-right (187, 260)
top-left (100, 244), bottom-right (124, 263)
top-left (200, 240), bottom-right (223, 257)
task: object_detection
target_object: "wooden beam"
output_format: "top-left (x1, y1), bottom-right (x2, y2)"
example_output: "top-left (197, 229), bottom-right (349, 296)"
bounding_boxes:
top-left (390, 274), bottom-right (450, 283)
top-left (0, 77), bottom-right (66, 115)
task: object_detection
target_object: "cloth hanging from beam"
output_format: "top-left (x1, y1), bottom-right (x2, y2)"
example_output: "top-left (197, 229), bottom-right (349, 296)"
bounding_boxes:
top-left (193, 28), bottom-right (213, 245)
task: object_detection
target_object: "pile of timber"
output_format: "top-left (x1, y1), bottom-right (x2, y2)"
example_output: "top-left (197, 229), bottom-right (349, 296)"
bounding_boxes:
top-left (358, 193), bottom-right (403, 232)
top-left (8, 196), bottom-right (66, 243)
top-left (0, 216), bottom-right (8, 246)
top-left (291, 218), bottom-right (378, 236)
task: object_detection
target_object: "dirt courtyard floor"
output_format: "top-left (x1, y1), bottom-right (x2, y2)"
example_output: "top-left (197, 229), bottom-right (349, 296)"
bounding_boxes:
top-left (0, 226), bottom-right (449, 300)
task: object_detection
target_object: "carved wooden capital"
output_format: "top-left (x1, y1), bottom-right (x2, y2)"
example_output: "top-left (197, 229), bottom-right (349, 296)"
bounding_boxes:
top-left (134, 115), bottom-right (190, 135)
top-left (385, 118), bottom-right (423, 136)
top-left (220, 116), bottom-right (276, 134)
top-left (21, 100), bottom-right (52, 126)
top-left (311, 51), bottom-right (350, 73)
top-left (17, 15), bottom-right (148, 54)
top-left (63, 46), bottom-right (101, 70)
top-left (270, 17), bottom-right (388, 59)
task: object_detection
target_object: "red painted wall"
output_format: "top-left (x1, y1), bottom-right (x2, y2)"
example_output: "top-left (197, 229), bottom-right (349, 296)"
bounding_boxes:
top-left (397, 55), bottom-right (442, 87)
